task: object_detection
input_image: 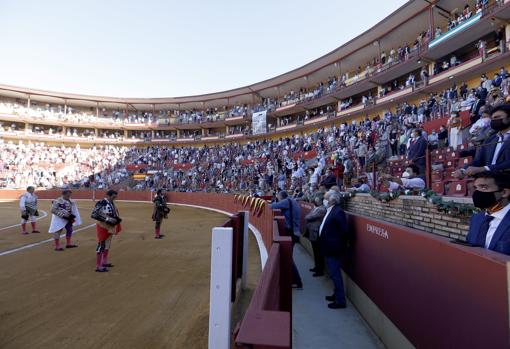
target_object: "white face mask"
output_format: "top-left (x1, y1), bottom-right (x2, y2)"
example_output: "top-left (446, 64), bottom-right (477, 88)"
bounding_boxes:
top-left (402, 171), bottom-right (411, 178)
top-left (323, 199), bottom-right (329, 207)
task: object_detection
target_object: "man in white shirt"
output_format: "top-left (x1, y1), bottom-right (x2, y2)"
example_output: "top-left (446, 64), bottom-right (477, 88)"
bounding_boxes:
top-left (384, 165), bottom-right (425, 191)
top-left (467, 171), bottom-right (510, 255)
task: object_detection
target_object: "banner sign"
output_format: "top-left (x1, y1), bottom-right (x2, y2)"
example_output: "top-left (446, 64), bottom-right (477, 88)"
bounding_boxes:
top-left (252, 110), bottom-right (267, 135)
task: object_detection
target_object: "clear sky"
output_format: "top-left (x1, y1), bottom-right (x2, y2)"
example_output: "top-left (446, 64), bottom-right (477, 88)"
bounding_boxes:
top-left (0, 0), bottom-right (407, 98)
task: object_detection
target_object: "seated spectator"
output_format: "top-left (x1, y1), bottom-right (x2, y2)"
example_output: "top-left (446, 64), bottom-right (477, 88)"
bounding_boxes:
top-left (385, 164), bottom-right (426, 191)
top-left (469, 105), bottom-right (494, 145)
top-left (438, 125), bottom-right (448, 148)
top-left (320, 169), bottom-right (337, 190)
top-left (462, 104), bottom-right (510, 177)
top-left (488, 87), bottom-right (505, 108)
top-left (350, 177), bottom-right (370, 192)
top-left (466, 171), bottom-right (510, 255)
top-left (428, 129), bottom-right (439, 149)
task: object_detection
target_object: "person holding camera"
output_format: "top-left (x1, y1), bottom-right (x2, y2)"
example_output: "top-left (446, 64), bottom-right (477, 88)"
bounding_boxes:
top-left (48, 189), bottom-right (82, 251)
top-left (152, 189), bottom-right (170, 239)
top-left (91, 189), bottom-right (122, 272)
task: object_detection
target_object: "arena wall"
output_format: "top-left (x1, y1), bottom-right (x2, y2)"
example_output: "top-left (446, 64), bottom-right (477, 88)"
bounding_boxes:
top-left (343, 193), bottom-right (471, 239)
top-left (0, 190), bottom-right (274, 254)
top-left (299, 201), bottom-right (510, 349)
top-left (3, 190), bottom-right (508, 348)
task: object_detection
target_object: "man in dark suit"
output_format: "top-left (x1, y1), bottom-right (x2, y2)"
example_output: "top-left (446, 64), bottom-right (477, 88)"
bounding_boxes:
top-left (470, 93), bottom-right (485, 124)
top-left (407, 128), bottom-right (427, 176)
top-left (467, 171), bottom-right (510, 255)
top-left (463, 104), bottom-right (510, 177)
top-left (320, 169), bottom-right (337, 190)
top-left (319, 190), bottom-right (349, 309)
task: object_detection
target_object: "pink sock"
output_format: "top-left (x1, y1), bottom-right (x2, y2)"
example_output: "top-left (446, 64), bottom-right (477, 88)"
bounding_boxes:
top-left (96, 253), bottom-right (103, 269)
top-left (66, 237), bottom-right (72, 246)
top-left (155, 227), bottom-right (160, 237)
top-left (103, 250), bottom-right (109, 265)
top-left (21, 223), bottom-right (27, 233)
top-left (31, 222), bottom-right (36, 231)
top-left (54, 239), bottom-right (61, 249)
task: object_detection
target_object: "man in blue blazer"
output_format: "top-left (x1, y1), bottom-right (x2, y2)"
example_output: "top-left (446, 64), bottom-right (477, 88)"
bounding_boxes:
top-left (466, 172), bottom-right (510, 255)
top-left (464, 104), bottom-right (510, 176)
top-left (407, 129), bottom-right (428, 176)
top-left (319, 190), bottom-right (350, 309)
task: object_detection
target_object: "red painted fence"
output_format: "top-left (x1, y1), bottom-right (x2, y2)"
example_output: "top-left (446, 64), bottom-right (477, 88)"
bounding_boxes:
top-left (299, 202), bottom-right (510, 348)
top-left (4, 190), bottom-right (507, 347)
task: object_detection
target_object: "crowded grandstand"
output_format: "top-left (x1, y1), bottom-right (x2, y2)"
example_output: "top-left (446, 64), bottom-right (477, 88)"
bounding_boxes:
top-left (1, 0), bottom-right (510, 348)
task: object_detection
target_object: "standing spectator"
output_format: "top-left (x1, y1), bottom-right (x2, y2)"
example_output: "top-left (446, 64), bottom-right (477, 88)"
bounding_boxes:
top-left (305, 195), bottom-right (327, 277)
top-left (390, 129), bottom-right (399, 156)
top-left (320, 190), bottom-right (349, 309)
top-left (447, 112), bottom-right (463, 149)
top-left (399, 131), bottom-right (408, 155)
top-left (495, 26), bottom-right (506, 54)
top-left (356, 141), bottom-right (368, 168)
top-left (270, 191), bottom-right (303, 289)
top-left (407, 128), bottom-right (428, 175)
top-left (477, 39), bottom-right (487, 61)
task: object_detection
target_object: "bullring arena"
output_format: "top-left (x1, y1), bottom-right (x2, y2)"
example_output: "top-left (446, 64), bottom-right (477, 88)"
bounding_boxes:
top-left (0, 192), bottom-right (261, 349)
top-left (2, 0), bottom-right (510, 348)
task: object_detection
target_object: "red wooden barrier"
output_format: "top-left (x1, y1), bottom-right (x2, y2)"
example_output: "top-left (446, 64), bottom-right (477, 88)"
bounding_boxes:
top-left (234, 214), bottom-right (292, 349)
top-left (299, 202), bottom-right (510, 348)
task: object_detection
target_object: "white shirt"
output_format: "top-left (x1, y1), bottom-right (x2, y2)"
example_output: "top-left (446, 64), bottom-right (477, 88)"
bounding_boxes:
top-left (388, 177), bottom-right (425, 191)
top-left (491, 131), bottom-right (510, 165)
top-left (319, 205), bottom-right (333, 236)
top-left (485, 203), bottom-right (510, 248)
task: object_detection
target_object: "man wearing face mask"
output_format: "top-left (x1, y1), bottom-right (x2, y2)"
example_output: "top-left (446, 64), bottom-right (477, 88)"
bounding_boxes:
top-left (467, 172), bottom-right (510, 255)
top-left (385, 164), bottom-right (425, 191)
top-left (407, 129), bottom-right (427, 176)
top-left (461, 104), bottom-right (510, 177)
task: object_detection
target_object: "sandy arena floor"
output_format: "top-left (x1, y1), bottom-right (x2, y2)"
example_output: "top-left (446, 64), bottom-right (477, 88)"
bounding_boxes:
top-left (0, 199), bottom-right (260, 349)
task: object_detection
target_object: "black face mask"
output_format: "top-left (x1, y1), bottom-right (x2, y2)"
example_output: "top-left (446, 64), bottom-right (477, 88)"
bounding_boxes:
top-left (472, 190), bottom-right (501, 209)
top-left (491, 118), bottom-right (509, 131)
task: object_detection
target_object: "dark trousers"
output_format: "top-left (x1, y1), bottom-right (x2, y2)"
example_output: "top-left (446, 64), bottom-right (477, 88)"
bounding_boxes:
top-left (390, 143), bottom-right (398, 156)
top-left (326, 256), bottom-right (346, 304)
top-left (311, 240), bottom-right (325, 272)
top-left (399, 144), bottom-right (406, 156)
